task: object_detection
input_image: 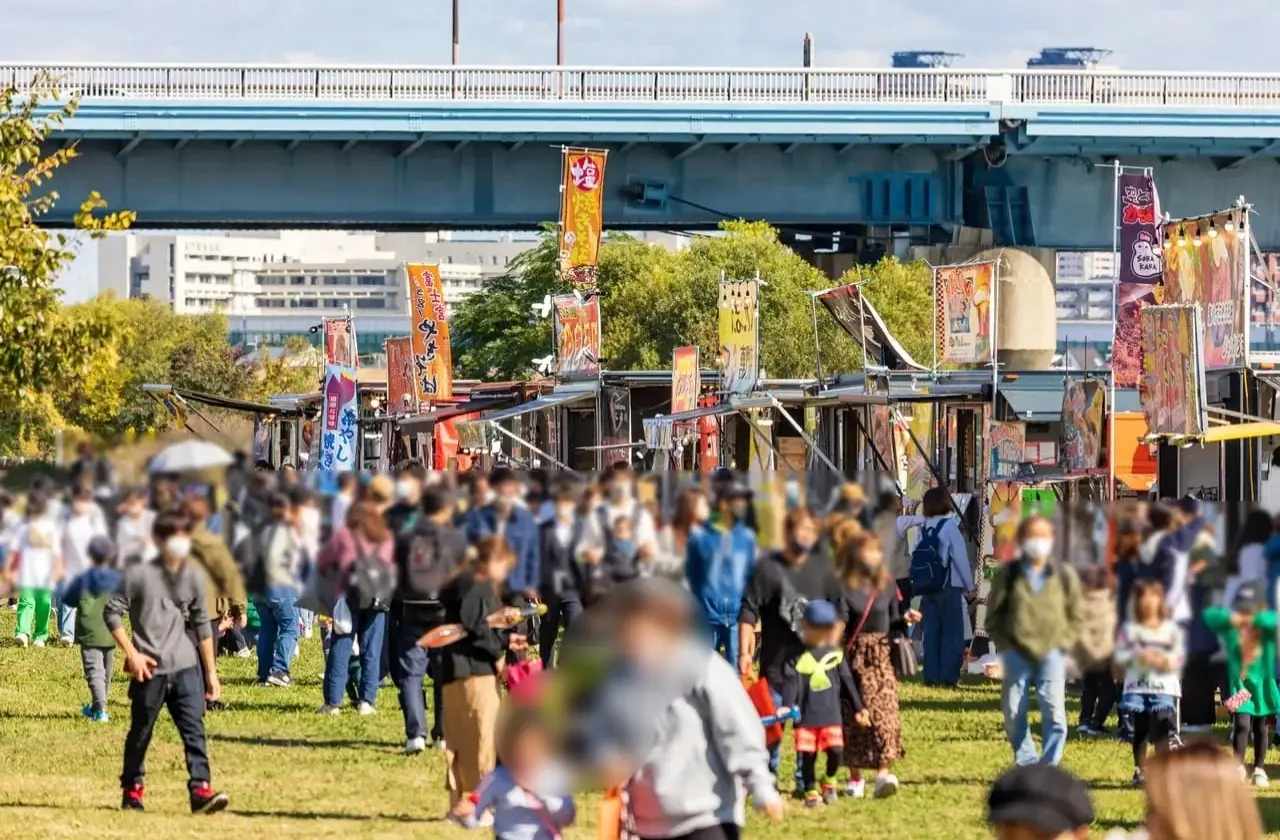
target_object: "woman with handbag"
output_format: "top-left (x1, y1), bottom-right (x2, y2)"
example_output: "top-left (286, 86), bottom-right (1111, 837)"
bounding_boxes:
top-left (835, 530), bottom-right (920, 800)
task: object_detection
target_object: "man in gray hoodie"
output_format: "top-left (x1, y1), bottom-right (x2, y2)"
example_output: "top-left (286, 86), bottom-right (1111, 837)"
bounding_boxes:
top-left (569, 579), bottom-right (783, 840)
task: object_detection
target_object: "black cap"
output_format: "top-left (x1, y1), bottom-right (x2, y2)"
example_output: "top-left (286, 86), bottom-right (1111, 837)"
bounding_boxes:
top-left (987, 765), bottom-right (1093, 834)
top-left (1178, 494), bottom-right (1202, 517)
top-left (1234, 581), bottom-right (1264, 613)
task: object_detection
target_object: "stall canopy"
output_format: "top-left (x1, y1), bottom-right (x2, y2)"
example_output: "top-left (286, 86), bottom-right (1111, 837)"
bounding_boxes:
top-left (396, 398), bottom-right (510, 435)
top-left (142, 384), bottom-right (306, 417)
top-left (455, 384), bottom-right (599, 472)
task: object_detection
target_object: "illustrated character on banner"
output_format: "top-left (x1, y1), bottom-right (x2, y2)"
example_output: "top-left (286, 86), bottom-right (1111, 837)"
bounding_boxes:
top-left (949, 275), bottom-right (972, 334)
top-left (973, 279), bottom-right (991, 344)
top-left (1130, 231), bottom-right (1163, 281)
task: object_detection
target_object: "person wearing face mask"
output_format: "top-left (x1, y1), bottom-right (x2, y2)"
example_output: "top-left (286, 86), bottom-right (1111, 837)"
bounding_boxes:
top-left (577, 463), bottom-right (658, 589)
top-left (686, 482), bottom-right (758, 665)
top-left (385, 461), bottom-right (429, 685)
top-left (464, 468), bottom-right (541, 599)
top-left (241, 492), bottom-right (305, 688)
top-left (537, 482), bottom-right (586, 667)
top-left (58, 484), bottom-right (110, 646)
top-left (103, 509), bottom-right (229, 814)
top-left (985, 515), bottom-right (1081, 767)
top-left (738, 506), bottom-right (842, 795)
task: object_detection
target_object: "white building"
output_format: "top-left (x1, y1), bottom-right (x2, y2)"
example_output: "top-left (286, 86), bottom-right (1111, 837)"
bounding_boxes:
top-left (97, 231), bottom-right (538, 354)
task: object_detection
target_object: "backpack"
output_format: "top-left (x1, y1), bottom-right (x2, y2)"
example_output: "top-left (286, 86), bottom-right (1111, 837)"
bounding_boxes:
top-left (348, 538), bottom-right (395, 612)
top-left (776, 568), bottom-right (809, 638)
top-left (909, 521), bottom-right (953, 596)
top-left (597, 505), bottom-right (641, 583)
top-left (403, 525), bottom-right (458, 603)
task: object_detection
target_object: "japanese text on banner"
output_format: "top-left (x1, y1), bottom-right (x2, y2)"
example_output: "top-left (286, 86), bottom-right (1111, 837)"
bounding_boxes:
top-left (933, 263), bottom-right (994, 365)
top-left (405, 264), bottom-right (453, 404)
top-left (384, 337), bottom-right (414, 415)
top-left (319, 365), bottom-right (359, 474)
top-left (552, 295), bottom-right (601, 379)
top-left (1139, 304), bottom-right (1208, 437)
top-left (718, 279), bottom-right (759, 396)
top-left (323, 317), bottom-right (357, 368)
top-left (558, 149), bottom-right (607, 290)
top-left (671, 346), bottom-right (700, 415)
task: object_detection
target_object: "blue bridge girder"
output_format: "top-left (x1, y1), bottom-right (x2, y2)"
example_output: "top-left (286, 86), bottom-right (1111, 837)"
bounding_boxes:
top-left (11, 63), bottom-right (1280, 245)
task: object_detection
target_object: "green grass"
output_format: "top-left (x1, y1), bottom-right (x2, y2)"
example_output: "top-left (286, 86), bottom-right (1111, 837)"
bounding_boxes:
top-left (3, 611), bottom-right (1280, 839)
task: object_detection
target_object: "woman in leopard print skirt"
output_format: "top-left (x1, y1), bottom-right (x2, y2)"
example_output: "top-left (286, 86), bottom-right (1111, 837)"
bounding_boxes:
top-left (836, 528), bottom-right (921, 800)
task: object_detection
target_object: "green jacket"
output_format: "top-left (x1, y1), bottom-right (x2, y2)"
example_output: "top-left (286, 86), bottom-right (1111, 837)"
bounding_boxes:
top-left (986, 560), bottom-right (1081, 662)
top-left (1204, 607), bottom-right (1280, 717)
top-left (190, 524), bottom-right (247, 619)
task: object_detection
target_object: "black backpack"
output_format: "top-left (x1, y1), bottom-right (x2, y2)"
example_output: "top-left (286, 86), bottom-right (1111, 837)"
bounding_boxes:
top-left (348, 539), bottom-right (395, 612)
top-left (403, 524), bottom-right (459, 603)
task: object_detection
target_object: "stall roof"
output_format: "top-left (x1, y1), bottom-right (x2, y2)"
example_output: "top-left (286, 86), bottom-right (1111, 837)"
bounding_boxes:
top-left (653, 395), bottom-right (778, 424)
top-left (143, 384), bottom-right (306, 417)
top-left (465, 384), bottom-right (598, 426)
top-left (395, 398), bottom-right (512, 434)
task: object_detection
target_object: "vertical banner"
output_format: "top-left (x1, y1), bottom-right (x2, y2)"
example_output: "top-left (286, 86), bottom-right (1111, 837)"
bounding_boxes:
top-left (384, 336), bottom-right (414, 415)
top-left (323, 316), bottom-right (358, 368)
top-left (404, 263), bottom-right (453, 406)
top-left (252, 415), bottom-right (271, 463)
top-left (552, 294), bottom-right (602, 379)
top-left (899, 405), bottom-right (934, 509)
top-left (985, 482), bottom-right (1024, 565)
top-left (869, 404), bottom-right (897, 476)
top-left (987, 420), bottom-right (1027, 480)
top-left (319, 364), bottom-right (359, 473)
top-left (933, 262), bottom-right (995, 365)
top-left (1058, 379), bottom-right (1106, 470)
top-left (718, 278), bottom-right (760, 396)
top-left (1139, 304), bottom-right (1209, 436)
top-left (1160, 210), bottom-right (1246, 370)
top-left (558, 148), bottom-right (608, 290)
top-left (671, 345), bottom-right (700, 414)
top-left (602, 386), bottom-right (632, 464)
top-left (1114, 172), bottom-right (1163, 388)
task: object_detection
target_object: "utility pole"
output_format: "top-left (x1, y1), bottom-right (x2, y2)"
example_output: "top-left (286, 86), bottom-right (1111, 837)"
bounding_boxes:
top-left (556, 0), bottom-right (565, 65)
top-left (452, 0), bottom-right (460, 64)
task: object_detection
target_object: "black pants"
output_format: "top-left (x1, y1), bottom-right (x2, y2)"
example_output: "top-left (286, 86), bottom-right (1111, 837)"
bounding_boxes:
top-left (217, 624), bottom-right (248, 656)
top-left (1233, 713), bottom-right (1270, 770)
top-left (396, 623), bottom-right (445, 742)
top-left (1182, 652), bottom-right (1227, 727)
top-left (1079, 664), bottom-right (1118, 728)
top-left (1132, 705), bottom-right (1178, 769)
top-left (539, 593), bottom-right (582, 667)
top-left (121, 666), bottom-right (210, 789)
top-left (640, 825), bottom-right (740, 840)
top-left (799, 748), bottom-right (842, 792)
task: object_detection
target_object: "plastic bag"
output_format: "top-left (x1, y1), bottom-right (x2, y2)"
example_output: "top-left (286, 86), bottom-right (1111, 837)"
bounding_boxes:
top-left (332, 595), bottom-right (354, 636)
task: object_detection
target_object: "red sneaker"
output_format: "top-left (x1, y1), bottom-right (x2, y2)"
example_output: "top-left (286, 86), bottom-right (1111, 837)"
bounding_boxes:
top-left (189, 781), bottom-right (230, 815)
top-left (121, 784), bottom-right (145, 811)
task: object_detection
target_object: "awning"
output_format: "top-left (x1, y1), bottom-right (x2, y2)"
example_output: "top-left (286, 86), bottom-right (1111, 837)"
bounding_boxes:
top-left (1116, 472), bottom-right (1156, 493)
top-left (142, 384), bottom-right (306, 417)
top-left (812, 385), bottom-right (889, 405)
top-left (999, 388), bottom-right (1063, 422)
top-left (396, 399), bottom-right (509, 435)
top-left (467, 387), bottom-right (597, 426)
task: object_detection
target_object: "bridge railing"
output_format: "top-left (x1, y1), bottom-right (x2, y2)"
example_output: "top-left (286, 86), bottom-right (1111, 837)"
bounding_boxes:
top-left (3, 63), bottom-right (1280, 107)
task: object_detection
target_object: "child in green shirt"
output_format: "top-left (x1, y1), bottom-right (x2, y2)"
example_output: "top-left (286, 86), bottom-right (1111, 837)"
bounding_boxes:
top-left (1204, 581), bottom-right (1279, 786)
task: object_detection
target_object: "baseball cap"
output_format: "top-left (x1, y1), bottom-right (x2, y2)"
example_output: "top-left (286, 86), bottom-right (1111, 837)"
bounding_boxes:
top-left (1233, 581), bottom-right (1264, 613)
top-left (987, 764), bottom-right (1093, 834)
top-left (87, 535), bottom-right (116, 564)
top-left (803, 599), bottom-right (839, 628)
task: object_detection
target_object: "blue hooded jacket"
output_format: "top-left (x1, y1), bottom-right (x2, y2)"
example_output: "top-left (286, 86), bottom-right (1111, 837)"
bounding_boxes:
top-left (685, 522), bottom-right (757, 624)
top-left (464, 503), bottom-right (541, 594)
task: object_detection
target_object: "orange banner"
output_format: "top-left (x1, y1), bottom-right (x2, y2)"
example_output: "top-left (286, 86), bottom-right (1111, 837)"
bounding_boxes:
top-left (553, 294), bottom-right (601, 379)
top-left (558, 148), bottom-right (607, 290)
top-left (384, 337), bottom-right (414, 415)
top-left (405, 264), bottom-right (453, 403)
top-left (671, 345), bottom-right (699, 415)
top-left (323, 316), bottom-right (358, 368)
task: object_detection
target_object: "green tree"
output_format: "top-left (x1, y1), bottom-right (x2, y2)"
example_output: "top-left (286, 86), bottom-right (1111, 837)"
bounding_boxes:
top-left (0, 72), bottom-right (134, 454)
top-left (842, 257), bottom-right (935, 368)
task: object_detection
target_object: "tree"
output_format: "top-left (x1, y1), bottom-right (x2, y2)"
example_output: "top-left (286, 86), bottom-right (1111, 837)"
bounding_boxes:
top-left (0, 72), bottom-right (134, 454)
top-left (844, 257), bottom-right (936, 368)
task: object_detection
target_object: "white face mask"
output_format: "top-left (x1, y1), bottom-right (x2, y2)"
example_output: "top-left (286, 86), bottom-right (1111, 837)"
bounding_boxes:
top-left (164, 535), bottom-right (192, 560)
top-left (394, 479), bottom-right (415, 501)
top-left (1022, 537), bottom-right (1054, 561)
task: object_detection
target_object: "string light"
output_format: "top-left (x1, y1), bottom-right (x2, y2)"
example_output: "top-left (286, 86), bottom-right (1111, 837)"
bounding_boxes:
top-left (1208, 220), bottom-right (1218, 238)
top-left (1192, 224), bottom-right (1202, 247)
top-left (1238, 213), bottom-right (1248, 240)
top-left (1177, 226), bottom-right (1187, 247)
top-left (1224, 214), bottom-right (1236, 233)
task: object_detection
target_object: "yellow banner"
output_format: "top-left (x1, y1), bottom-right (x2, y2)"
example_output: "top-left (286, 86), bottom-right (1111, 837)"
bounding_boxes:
top-left (671, 345), bottom-right (700, 414)
top-left (404, 264), bottom-right (453, 403)
top-left (718, 279), bottom-right (759, 396)
top-left (559, 148), bottom-right (607, 289)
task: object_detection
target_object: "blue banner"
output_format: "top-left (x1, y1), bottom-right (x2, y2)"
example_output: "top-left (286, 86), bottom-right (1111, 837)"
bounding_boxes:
top-left (319, 364), bottom-right (359, 478)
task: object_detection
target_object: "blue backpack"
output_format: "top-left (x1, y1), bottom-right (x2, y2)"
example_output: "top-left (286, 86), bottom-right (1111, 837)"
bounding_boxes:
top-left (909, 522), bottom-right (952, 596)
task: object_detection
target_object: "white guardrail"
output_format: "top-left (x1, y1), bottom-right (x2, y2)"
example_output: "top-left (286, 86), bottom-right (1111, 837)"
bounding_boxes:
top-left (3, 64), bottom-right (1280, 107)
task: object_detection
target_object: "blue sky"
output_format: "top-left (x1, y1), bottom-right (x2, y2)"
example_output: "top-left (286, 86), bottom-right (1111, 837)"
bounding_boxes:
top-left (32, 0), bottom-right (1274, 301)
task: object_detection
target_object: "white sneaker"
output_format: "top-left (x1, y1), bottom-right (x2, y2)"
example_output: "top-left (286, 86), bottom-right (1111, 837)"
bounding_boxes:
top-left (405, 736), bottom-right (426, 755)
top-left (32, 638), bottom-right (46, 648)
top-left (357, 702), bottom-right (376, 716)
top-left (873, 774), bottom-right (900, 799)
top-left (1254, 768), bottom-right (1270, 788)
top-left (317, 704), bottom-right (341, 716)
top-left (235, 648), bottom-right (251, 659)
top-left (845, 778), bottom-right (866, 799)
top-left (58, 636), bottom-right (74, 647)
top-left (303, 625), bottom-right (314, 639)
top-left (15, 633), bottom-right (28, 648)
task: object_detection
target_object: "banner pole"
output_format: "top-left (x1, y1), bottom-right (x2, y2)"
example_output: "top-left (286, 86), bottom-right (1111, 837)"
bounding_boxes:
top-left (991, 257), bottom-right (1001, 434)
top-left (1107, 162), bottom-right (1122, 502)
top-left (932, 265), bottom-right (938, 374)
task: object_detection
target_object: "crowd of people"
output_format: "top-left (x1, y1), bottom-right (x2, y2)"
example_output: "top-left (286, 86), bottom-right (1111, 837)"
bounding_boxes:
top-left (1, 444), bottom-right (1277, 839)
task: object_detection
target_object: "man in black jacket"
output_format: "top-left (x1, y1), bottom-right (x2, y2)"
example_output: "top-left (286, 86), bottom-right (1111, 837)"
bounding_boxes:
top-left (395, 487), bottom-right (467, 755)
top-left (538, 482), bottom-right (586, 666)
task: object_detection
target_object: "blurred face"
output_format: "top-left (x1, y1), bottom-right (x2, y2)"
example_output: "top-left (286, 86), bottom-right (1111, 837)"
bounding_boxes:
top-left (860, 543), bottom-right (885, 570)
top-left (1138, 588), bottom-right (1163, 622)
top-left (691, 495), bottom-right (711, 523)
top-left (618, 610), bottom-right (675, 665)
top-left (613, 519), bottom-right (635, 541)
top-left (608, 478), bottom-right (633, 502)
top-left (496, 481), bottom-right (521, 508)
top-left (506, 726), bottom-right (550, 785)
top-left (788, 518), bottom-right (818, 553)
top-left (555, 499), bottom-right (576, 521)
top-left (802, 622), bottom-right (834, 647)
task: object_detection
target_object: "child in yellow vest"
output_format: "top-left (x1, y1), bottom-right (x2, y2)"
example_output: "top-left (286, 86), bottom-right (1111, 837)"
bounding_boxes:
top-left (778, 599), bottom-right (868, 807)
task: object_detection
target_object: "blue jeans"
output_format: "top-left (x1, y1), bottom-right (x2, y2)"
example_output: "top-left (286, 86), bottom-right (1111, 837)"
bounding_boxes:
top-left (396, 625), bottom-right (445, 740)
top-left (54, 583), bottom-right (76, 642)
top-left (323, 610), bottom-right (385, 707)
top-left (767, 687), bottom-right (804, 791)
top-left (920, 587), bottom-right (966, 685)
top-left (1000, 648), bottom-right (1068, 766)
top-left (256, 586), bottom-right (300, 681)
top-left (707, 618), bottom-right (738, 665)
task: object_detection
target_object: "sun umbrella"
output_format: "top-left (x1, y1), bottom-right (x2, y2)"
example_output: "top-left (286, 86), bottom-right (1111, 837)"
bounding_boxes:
top-left (148, 440), bottom-right (233, 475)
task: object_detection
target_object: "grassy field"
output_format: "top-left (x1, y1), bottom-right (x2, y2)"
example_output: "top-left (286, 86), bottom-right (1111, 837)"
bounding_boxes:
top-left (3, 611), bottom-right (1280, 840)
